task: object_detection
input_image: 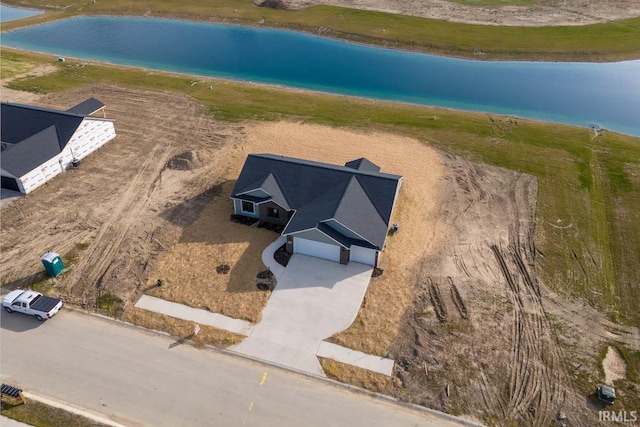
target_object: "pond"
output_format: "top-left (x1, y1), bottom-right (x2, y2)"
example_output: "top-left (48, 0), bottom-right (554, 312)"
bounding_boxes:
top-left (0, 4), bottom-right (43, 22)
top-left (2, 16), bottom-right (639, 137)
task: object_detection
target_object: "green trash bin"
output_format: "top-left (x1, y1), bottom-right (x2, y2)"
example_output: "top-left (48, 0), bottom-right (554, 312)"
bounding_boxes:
top-left (41, 251), bottom-right (64, 277)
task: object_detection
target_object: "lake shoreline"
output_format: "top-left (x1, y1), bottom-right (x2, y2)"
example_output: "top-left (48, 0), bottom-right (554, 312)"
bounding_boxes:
top-left (3, 47), bottom-right (612, 137)
top-left (2, 16), bottom-right (639, 137)
top-left (3, 44), bottom-right (639, 139)
top-left (1, 1), bottom-right (639, 62)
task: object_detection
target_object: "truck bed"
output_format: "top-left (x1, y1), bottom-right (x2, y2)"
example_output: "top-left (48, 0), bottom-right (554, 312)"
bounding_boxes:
top-left (30, 295), bottom-right (61, 313)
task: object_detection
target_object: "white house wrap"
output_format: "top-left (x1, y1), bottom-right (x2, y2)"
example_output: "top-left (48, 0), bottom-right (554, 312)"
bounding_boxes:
top-left (1, 98), bottom-right (116, 194)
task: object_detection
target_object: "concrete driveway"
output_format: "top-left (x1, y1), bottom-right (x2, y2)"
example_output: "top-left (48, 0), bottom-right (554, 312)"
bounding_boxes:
top-left (232, 254), bottom-right (373, 374)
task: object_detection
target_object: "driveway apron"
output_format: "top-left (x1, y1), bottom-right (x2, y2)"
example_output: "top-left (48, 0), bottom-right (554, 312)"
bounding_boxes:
top-left (231, 254), bottom-right (373, 375)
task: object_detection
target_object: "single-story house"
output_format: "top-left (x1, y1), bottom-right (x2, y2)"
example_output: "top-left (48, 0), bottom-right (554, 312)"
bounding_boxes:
top-left (1, 98), bottom-right (116, 194)
top-left (231, 154), bottom-right (402, 267)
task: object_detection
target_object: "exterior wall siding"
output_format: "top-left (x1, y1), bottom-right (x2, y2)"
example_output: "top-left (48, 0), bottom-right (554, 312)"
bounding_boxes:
top-left (233, 198), bottom-right (259, 218)
top-left (257, 201), bottom-right (289, 225)
top-left (61, 119), bottom-right (116, 166)
top-left (18, 118), bottom-right (117, 194)
top-left (20, 153), bottom-right (64, 193)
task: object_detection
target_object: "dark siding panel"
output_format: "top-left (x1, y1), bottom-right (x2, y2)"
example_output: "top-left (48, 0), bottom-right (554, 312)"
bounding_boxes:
top-left (258, 201), bottom-right (289, 225)
top-left (340, 247), bottom-right (349, 265)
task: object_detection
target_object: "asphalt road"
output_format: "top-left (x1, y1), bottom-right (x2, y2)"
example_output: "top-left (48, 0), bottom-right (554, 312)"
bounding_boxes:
top-left (0, 309), bottom-right (468, 427)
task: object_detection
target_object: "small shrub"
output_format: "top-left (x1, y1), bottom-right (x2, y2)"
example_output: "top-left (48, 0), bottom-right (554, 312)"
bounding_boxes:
top-left (96, 292), bottom-right (123, 316)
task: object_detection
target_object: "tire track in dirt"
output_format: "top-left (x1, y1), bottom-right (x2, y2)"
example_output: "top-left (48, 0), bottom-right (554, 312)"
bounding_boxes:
top-left (60, 90), bottom-right (182, 296)
top-left (65, 143), bottom-right (172, 295)
top-left (448, 277), bottom-right (468, 320)
top-left (428, 277), bottom-right (448, 322)
top-left (492, 243), bottom-right (568, 426)
top-left (28, 84), bottom-right (239, 304)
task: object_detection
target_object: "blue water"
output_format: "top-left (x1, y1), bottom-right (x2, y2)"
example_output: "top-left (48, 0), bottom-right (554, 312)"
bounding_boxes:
top-left (0, 4), bottom-right (43, 22)
top-left (2, 16), bottom-right (639, 136)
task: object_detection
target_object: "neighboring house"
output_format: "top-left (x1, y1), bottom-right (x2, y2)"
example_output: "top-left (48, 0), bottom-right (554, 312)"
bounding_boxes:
top-left (1, 98), bottom-right (116, 194)
top-left (231, 154), bottom-right (402, 267)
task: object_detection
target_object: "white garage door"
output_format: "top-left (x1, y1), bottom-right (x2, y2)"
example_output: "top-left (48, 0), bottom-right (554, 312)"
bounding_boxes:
top-left (350, 246), bottom-right (377, 266)
top-left (293, 237), bottom-right (340, 263)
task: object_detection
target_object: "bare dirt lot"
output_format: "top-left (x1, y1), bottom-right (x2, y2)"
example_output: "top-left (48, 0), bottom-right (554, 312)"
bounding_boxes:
top-left (2, 83), bottom-right (638, 426)
top-left (256, 0), bottom-right (640, 26)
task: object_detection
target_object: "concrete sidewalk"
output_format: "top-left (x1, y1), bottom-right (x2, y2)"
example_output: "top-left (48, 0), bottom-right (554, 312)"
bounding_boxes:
top-left (262, 235), bottom-right (286, 281)
top-left (134, 296), bottom-right (253, 335)
top-left (317, 342), bottom-right (395, 375)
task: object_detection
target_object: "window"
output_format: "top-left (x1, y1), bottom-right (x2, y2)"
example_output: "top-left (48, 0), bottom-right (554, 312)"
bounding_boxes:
top-left (267, 207), bottom-right (279, 219)
top-left (241, 201), bottom-right (254, 213)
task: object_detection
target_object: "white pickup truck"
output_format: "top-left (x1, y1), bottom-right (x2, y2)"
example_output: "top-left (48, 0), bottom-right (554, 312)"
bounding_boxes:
top-left (2, 290), bottom-right (63, 321)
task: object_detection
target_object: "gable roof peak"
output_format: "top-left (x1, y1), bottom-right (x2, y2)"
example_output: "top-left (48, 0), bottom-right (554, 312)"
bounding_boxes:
top-left (344, 157), bottom-right (381, 173)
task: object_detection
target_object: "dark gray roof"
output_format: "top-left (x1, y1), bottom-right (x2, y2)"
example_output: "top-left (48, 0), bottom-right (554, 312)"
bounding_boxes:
top-left (1, 126), bottom-right (61, 177)
top-left (231, 154), bottom-right (402, 250)
top-left (66, 97), bottom-right (105, 116)
top-left (1, 102), bottom-right (83, 148)
top-left (345, 157), bottom-right (381, 172)
top-left (1, 100), bottom-right (100, 177)
top-left (317, 222), bottom-right (377, 250)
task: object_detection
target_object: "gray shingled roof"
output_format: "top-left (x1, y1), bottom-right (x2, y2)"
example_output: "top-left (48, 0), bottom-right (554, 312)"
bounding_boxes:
top-left (66, 97), bottom-right (105, 116)
top-left (257, 173), bottom-right (291, 211)
top-left (1, 126), bottom-right (61, 177)
top-left (1, 100), bottom-right (101, 178)
top-left (1, 102), bottom-right (83, 148)
top-left (231, 154), bottom-right (402, 250)
top-left (344, 157), bottom-right (381, 172)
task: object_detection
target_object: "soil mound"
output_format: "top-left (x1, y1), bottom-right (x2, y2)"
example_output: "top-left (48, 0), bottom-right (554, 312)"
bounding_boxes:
top-left (255, 0), bottom-right (289, 10)
top-left (166, 151), bottom-right (202, 170)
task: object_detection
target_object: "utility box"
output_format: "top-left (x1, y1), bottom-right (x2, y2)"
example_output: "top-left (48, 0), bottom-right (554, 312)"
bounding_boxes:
top-left (41, 252), bottom-right (64, 277)
top-left (597, 384), bottom-right (616, 405)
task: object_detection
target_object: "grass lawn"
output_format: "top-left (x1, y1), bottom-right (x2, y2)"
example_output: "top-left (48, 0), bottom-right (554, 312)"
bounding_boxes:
top-left (2, 0), bottom-right (640, 61)
top-left (144, 181), bottom-right (277, 323)
top-left (1, 396), bottom-right (111, 427)
top-left (0, 54), bottom-right (40, 80)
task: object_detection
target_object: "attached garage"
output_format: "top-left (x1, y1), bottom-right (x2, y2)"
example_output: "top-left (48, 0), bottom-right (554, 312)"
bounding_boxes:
top-left (349, 245), bottom-right (377, 266)
top-left (293, 237), bottom-right (341, 263)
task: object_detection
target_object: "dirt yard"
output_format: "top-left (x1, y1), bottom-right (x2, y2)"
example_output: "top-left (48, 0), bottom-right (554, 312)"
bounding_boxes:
top-left (256, 0), bottom-right (640, 26)
top-left (2, 82), bottom-right (638, 426)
